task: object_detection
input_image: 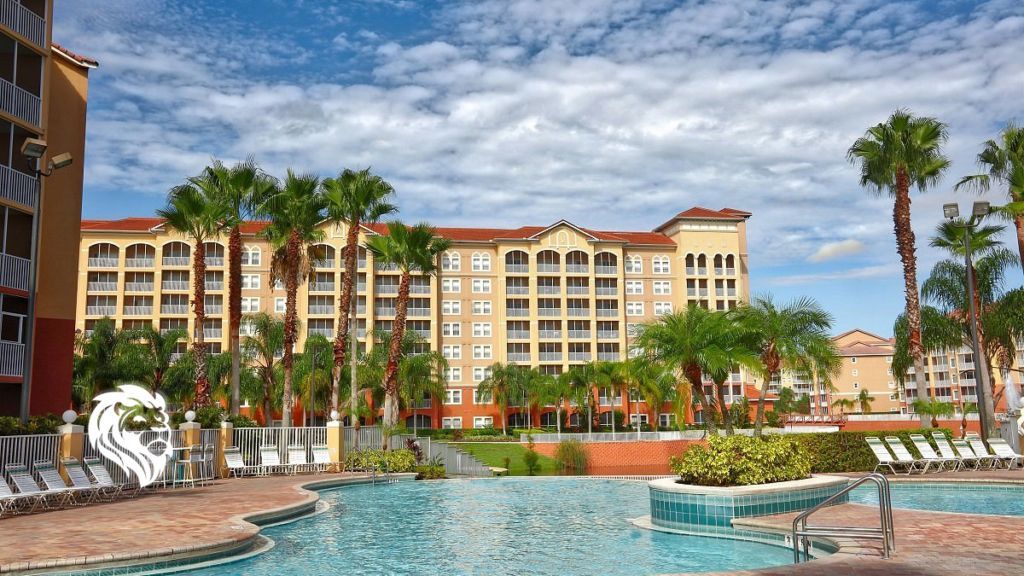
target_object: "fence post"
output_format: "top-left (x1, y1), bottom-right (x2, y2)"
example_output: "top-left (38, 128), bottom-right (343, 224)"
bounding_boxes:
top-left (58, 416), bottom-right (85, 484)
top-left (219, 422), bottom-right (234, 478)
top-left (179, 417), bottom-right (201, 479)
top-left (327, 420), bottom-right (345, 473)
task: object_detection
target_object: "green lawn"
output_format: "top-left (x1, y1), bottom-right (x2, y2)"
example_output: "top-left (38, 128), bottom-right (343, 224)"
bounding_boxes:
top-left (452, 442), bottom-right (560, 476)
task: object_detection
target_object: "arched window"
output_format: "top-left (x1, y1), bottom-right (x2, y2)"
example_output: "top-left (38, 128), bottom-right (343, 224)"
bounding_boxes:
top-left (87, 243), bottom-right (120, 267)
top-left (471, 252), bottom-right (491, 272)
top-left (241, 246), bottom-right (261, 266)
top-left (442, 251), bottom-right (461, 272)
top-left (652, 255), bottom-right (671, 274)
top-left (161, 242), bottom-right (190, 266)
top-left (625, 255), bottom-right (642, 273)
top-left (725, 254), bottom-right (736, 275)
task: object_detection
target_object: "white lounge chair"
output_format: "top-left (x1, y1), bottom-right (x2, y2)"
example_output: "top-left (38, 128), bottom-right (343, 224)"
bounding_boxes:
top-left (259, 445), bottom-right (288, 475)
top-left (987, 438), bottom-right (1023, 469)
top-left (0, 478), bottom-right (31, 517)
top-left (951, 440), bottom-right (991, 470)
top-left (884, 437), bottom-right (934, 474)
top-left (287, 444), bottom-right (309, 474)
top-left (311, 444), bottom-right (331, 473)
top-left (909, 434), bottom-right (958, 471)
top-left (965, 437), bottom-right (1000, 470)
top-left (930, 432), bottom-right (969, 470)
top-left (224, 447), bottom-right (260, 478)
top-left (34, 460), bottom-right (96, 505)
top-left (83, 457), bottom-right (128, 499)
top-left (62, 458), bottom-right (116, 501)
top-left (866, 437), bottom-right (915, 474)
top-left (6, 464), bottom-right (67, 511)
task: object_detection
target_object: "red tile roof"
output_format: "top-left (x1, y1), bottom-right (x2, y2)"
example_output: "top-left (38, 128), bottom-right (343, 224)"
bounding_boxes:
top-left (51, 43), bottom-right (98, 68)
top-left (81, 217), bottom-right (164, 231)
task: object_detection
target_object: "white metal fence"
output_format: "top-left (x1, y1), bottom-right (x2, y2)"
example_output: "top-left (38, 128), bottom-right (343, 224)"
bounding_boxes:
top-left (0, 0), bottom-right (45, 49)
top-left (0, 163), bottom-right (35, 207)
top-left (82, 430), bottom-right (185, 486)
top-left (0, 434), bottom-right (60, 482)
top-left (523, 429), bottom-right (797, 443)
top-left (0, 252), bottom-right (30, 292)
top-left (234, 426), bottom-right (327, 467)
top-left (0, 76), bottom-right (41, 126)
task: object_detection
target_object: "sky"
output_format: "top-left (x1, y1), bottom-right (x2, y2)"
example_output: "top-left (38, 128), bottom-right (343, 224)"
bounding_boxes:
top-left (55, 0), bottom-right (1024, 337)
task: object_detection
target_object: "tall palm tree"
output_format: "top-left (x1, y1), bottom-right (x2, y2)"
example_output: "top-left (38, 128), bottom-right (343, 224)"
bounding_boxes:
top-left (831, 397), bottom-right (855, 416)
top-left (255, 171), bottom-right (326, 427)
top-left (157, 177), bottom-right (234, 406)
top-left (565, 363), bottom-right (598, 434)
top-left (295, 333), bottom-right (333, 426)
top-left (321, 168), bottom-right (398, 417)
top-left (956, 121), bottom-right (1024, 272)
top-left (478, 362), bottom-right (525, 436)
top-left (638, 364), bottom-right (676, 432)
top-left (538, 372), bottom-right (569, 437)
top-left (241, 312), bottom-right (285, 425)
top-left (365, 221), bottom-right (452, 428)
top-left (732, 295), bottom-right (840, 436)
top-left (73, 318), bottom-right (132, 408)
top-left (856, 388), bottom-right (875, 414)
top-left (591, 361), bottom-right (623, 433)
top-left (848, 110), bottom-right (950, 403)
top-left (116, 324), bottom-right (187, 394)
top-left (399, 349), bottom-right (449, 435)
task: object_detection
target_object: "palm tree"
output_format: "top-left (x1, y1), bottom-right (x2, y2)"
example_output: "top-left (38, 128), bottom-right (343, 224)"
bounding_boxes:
top-left (565, 363), bottom-right (598, 435)
top-left (116, 324), bottom-right (187, 393)
top-left (639, 364), bottom-right (676, 433)
top-left (255, 171), bottom-right (326, 427)
top-left (912, 398), bottom-right (955, 428)
top-left (831, 397), bottom-right (855, 416)
top-left (241, 313), bottom-right (284, 425)
top-left (73, 318), bottom-right (132, 408)
top-left (295, 333), bottom-right (333, 426)
top-left (956, 121), bottom-right (1024, 272)
top-left (538, 372), bottom-right (569, 438)
top-left (855, 388), bottom-right (875, 414)
top-left (478, 362), bottom-right (525, 436)
top-left (732, 294), bottom-right (840, 436)
top-left (848, 110), bottom-right (950, 405)
top-left (365, 221), bottom-right (451, 428)
top-left (157, 177), bottom-right (234, 407)
top-left (399, 350), bottom-right (449, 436)
top-left (321, 168), bottom-right (398, 417)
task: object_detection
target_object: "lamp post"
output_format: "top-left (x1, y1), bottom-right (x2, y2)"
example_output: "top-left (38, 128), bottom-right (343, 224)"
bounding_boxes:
top-left (942, 201), bottom-right (997, 439)
top-left (18, 138), bottom-right (73, 424)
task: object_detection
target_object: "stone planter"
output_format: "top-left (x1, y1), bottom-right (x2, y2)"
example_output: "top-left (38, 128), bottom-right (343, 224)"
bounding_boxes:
top-left (648, 475), bottom-right (849, 532)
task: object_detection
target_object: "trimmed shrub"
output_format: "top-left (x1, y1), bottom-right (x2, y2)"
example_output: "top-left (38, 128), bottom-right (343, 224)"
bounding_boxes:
top-left (344, 448), bottom-right (417, 473)
top-left (670, 435), bottom-right (810, 487)
top-left (0, 414), bottom-right (67, 436)
top-left (794, 428), bottom-right (952, 473)
top-left (553, 440), bottom-right (589, 475)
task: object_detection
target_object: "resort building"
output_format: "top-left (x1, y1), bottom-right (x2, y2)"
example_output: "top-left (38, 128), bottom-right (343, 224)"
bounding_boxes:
top-left (0, 0), bottom-right (95, 417)
top-left (76, 207), bottom-right (753, 428)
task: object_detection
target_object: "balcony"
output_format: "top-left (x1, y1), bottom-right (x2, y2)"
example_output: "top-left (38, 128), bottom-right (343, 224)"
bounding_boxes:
top-left (0, 0), bottom-right (46, 49)
top-left (0, 340), bottom-right (25, 377)
top-left (375, 307), bottom-right (396, 316)
top-left (566, 264), bottom-right (589, 274)
top-left (506, 286), bottom-right (529, 295)
top-left (961, 394), bottom-right (978, 403)
top-left (506, 264), bottom-right (528, 274)
top-left (205, 281), bottom-right (224, 291)
top-left (567, 330), bottom-right (591, 339)
top-left (411, 329), bottom-right (431, 339)
top-left (407, 308), bottom-right (431, 317)
top-left (595, 309), bottom-right (618, 317)
top-left (160, 304), bottom-right (188, 314)
top-left (87, 281), bottom-right (117, 292)
top-left (1, 252), bottom-right (30, 291)
top-left (537, 264), bottom-right (559, 273)
top-left (538, 308), bottom-right (560, 317)
top-left (0, 76), bottom-right (41, 127)
top-left (203, 328), bottom-right (223, 339)
top-left (356, 304), bottom-right (367, 315)
top-left (566, 286), bottom-right (588, 295)
top-left (569, 352), bottom-right (592, 362)
top-left (309, 327), bottom-right (333, 338)
top-left (506, 308), bottom-right (529, 317)
top-left (507, 330), bottom-right (530, 339)
top-left (376, 285), bottom-right (399, 295)
top-left (539, 330), bottom-right (562, 339)
top-left (205, 304), bottom-right (223, 314)
top-left (162, 281), bottom-right (188, 291)
top-left (0, 164), bottom-right (36, 207)
top-left (595, 287), bottom-right (617, 296)
top-left (87, 257), bottom-right (118, 268)
top-left (123, 305), bottom-right (153, 316)
top-left (597, 330), bottom-right (619, 339)
top-left (537, 286), bottom-right (559, 295)
top-left (376, 262), bottom-right (399, 272)
top-left (508, 353), bottom-right (531, 362)
top-left (539, 352), bottom-right (562, 362)
top-left (410, 284), bottom-right (430, 294)
top-left (357, 283), bottom-right (367, 292)
top-left (162, 256), bottom-right (190, 267)
top-left (313, 259), bottom-right (335, 269)
top-left (595, 265), bottom-right (617, 275)
top-left (357, 259), bottom-right (367, 269)
top-left (86, 305), bottom-right (116, 316)
top-left (124, 282), bottom-right (154, 292)
top-left (125, 258), bottom-right (154, 268)
top-left (567, 308), bottom-right (590, 317)
top-left (310, 283), bottom-right (335, 293)
top-left (356, 328), bottom-right (367, 338)
top-left (597, 352), bottom-right (619, 361)
top-left (169, 352), bottom-right (184, 362)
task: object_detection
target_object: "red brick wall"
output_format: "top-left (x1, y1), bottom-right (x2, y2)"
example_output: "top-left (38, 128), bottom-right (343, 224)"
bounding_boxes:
top-left (531, 439), bottom-right (702, 475)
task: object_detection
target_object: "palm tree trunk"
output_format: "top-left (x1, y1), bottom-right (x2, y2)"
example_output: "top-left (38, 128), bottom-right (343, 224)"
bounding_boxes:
top-left (717, 380), bottom-right (734, 435)
top-left (893, 168), bottom-right (931, 401)
top-left (556, 402), bottom-right (562, 439)
top-left (281, 230), bottom-right (301, 427)
top-left (192, 242), bottom-right (211, 407)
top-left (333, 224), bottom-right (360, 412)
top-left (1014, 213), bottom-right (1024, 273)
top-left (262, 377), bottom-right (272, 427)
top-left (228, 226), bottom-right (242, 416)
top-left (685, 365), bottom-right (718, 435)
top-left (501, 403), bottom-right (507, 436)
top-left (382, 272), bottom-right (410, 427)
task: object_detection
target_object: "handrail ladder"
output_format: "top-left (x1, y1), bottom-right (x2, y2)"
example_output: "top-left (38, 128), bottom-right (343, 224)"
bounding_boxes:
top-left (792, 473), bottom-right (894, 563)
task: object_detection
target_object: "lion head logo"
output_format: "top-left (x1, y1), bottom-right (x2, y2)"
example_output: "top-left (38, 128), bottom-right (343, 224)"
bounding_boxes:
top-left (88, 384), bottom-right (173, 487)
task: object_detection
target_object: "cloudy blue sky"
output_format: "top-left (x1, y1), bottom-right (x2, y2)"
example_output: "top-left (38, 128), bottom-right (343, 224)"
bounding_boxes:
top-left (55, 0), bottom-right (1024, 336)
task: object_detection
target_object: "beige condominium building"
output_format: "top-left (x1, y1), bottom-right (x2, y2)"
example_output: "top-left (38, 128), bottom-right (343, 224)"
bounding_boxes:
top-left (77, 206), bottom-right (752, 429)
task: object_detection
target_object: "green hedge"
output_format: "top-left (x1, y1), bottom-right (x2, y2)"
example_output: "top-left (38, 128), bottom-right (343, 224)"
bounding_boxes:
top-left (793, 428), bottom-right (952, 473)
top-left (670, 435), bottom-right (810, 486)
top-left (344, 448), bottom-right (417, 473)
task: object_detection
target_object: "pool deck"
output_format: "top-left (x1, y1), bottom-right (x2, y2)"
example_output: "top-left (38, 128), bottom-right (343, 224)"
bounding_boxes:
top-left (0, 469), bottom-right (1023, 574)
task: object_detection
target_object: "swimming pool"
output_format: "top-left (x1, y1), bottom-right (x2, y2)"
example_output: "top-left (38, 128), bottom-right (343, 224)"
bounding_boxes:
top-left (185, 478), bottom-right (794, 575)
top-left (850, 482), bottom-right (1024, 516)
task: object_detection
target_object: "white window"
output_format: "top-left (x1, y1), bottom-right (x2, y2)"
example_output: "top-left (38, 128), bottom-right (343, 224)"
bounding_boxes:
top-left (274, 297), bottom-right (286, 313)
top-left (442, 322), bottom-right (461, 337)
top-left (273, 279), bottom-right (284, 290)
top-left (471, 252), bottom-right (491, 272)
top-left (626, 323), bottom-right (641, 337)
top-left (626, 302), bottom-right (644, 316)
top-left (659, 413), bottom-right (676, 428)
top-left (886, 356), bottom-right (892, 364)
top-left (446, 367), bottom-right (462, 382)
top-left (473, 345), bottom-right (493, 359)
top-left (241, 274), bottom-right (260, 289)
top-left (472, 278), bottom-right (491, 293)
top-left (442, 417), bottom-right (462, 429)
top-left (473, 366), bottom-right (492, 382)
top-left (653, 281), bottom-right (671, 295)
top-left (625, 280), bottom-right (643, 295)
top-left (442, 278), bottom-right (461, 293)
top-left (889, 393), bottom-right (897, 401)
top-left (625, 255), bottom-right (643, 273)
top-left (472, 322), bottom-right (492, 337)
top-left (887, 368), bottom-right (893, 375)
top-left (442, 345), bottom-right (461, 360)
top-left (654, 302), bottom-right (673, 315)
top-left (442, 252), bottom-right (461, 272)
top-left (652, 256), bottom-right (671, 274)
top-left (473, 389), bottom-right (492, 404)
top-left (853, 382), bottom-right (860, 389)
top-left (241, 246), bottom-right (261, 266)
top-left (442, 300), bottom-right (461, 315)
top-left (851, 357), bottom-right (858, 364)
top-left (241, 297), bottom-right (260, 313)
top-left (240, 319), bottom-right (256, 337)
top-left (630, 414), bottom-right (649, 425)
top-left (473, 416), bottom-right (494, 429)
top-left (472, 300), bottom-right (492, 315)
top-left (446, 389), bottom-right (463, 404)
top-left (852, 369), bottom-right (859, 377)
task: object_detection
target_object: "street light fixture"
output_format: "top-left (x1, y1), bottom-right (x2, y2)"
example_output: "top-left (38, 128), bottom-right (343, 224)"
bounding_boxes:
top-left (18, 139), bottom-right (74, 424)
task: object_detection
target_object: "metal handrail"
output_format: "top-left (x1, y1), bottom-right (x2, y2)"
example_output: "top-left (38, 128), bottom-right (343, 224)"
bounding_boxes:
top-left (791, 473), bottom-right (894, 563)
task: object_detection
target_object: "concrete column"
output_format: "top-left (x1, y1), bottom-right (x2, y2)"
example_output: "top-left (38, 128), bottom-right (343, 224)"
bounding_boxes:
top-left (327, 420), bottom-right (345, 473)
top-left (219, 422), bottom-right (234, 478)
top-left (58, 422), bottom-right (85, 483)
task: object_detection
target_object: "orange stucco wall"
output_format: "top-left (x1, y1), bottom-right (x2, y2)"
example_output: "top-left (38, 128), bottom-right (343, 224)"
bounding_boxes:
top-left (531, 439), bottom-right (703, 475)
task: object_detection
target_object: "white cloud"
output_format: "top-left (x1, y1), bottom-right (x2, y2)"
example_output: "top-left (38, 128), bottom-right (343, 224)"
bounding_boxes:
top-left (767, 264), bottom-right (900, 286)
top-left (808, 239), bottom-right (867, 262)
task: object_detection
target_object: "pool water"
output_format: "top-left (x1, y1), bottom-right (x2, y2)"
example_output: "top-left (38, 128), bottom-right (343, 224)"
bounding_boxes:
top-left (186, 478), bottom-right (793, 575)
top-left (849, 482), bottom-right (1024, 516)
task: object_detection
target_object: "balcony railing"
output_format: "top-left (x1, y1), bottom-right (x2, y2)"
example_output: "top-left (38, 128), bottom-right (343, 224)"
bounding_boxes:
top-left (376, 307), bottom-right (396, 316)
top-left (0, 252), bottom-right (30, 291)
top-left (506, 308), bottom-right (529, 317)
top-left (569, 352), bottom-right (592, 361)
top-left (595, 287), bottom-right (617, 296)
top-left (308, 304), bottom-right (333, 315)
top-left (567, 330), bottom-right (591, 339)
top-left (597, 330), bottom-right (619, 339)
top-left (162, 281), bottom-right (188, 291)
top-left (206, 256), bottom-right (224, 267)
top-left (205, 304), bottom-right (223, 314)
top-left (410, 284), bottom-right (430, 294)
top-left (125, 258), bottom-right (154, 268)
top-left (357, 283), bottom-right (367, 292)
top-left (566, 286), bottom-right (588, 295)
top-left (961, 394), bottom-right (978, 403)
top-left (123, 305), bottom-right (153, 316)
top-left (507, 330), bottom-right (530, 339)
top-left (597, 352), bottom-right (619, 361)
top-left (506, 264), bottom-right (528, 273)
top-left (357, 259), bottom-right (367, 269)
top-left (203, 328), bottom-right (223, 339)
top-left (566, 264), bottom-right (588, 274)
top-left (309, 327), bottom-right (333, 338)
top-left (162, 256), bottom-right (189, 267)
top-left (537, 286), bottom-right (559, 294)
top-left (205, 281), bottom-right (224, 291)
top-left (376, 262), bottom-right (399, 272)
top-left (356, 329), bottom-right (367, 338)
top-left (124, 282), bottom-right (154, 292)
top-left (408, 308), bottom-right (430, 317)
top-left (537, 264), bottom-right (559, 273)
top-left (313, 259), bottom-right (335, 269)
top-left (0, 0), bottom-right (46, 49)
top-left (160, 304), bottom-right (188, 314)
top-left (595, 309), bottom-right (618, 317)
top-left (506, 286), bottom-right (529, 295)
top-left (508, 353), bottom-right (531, 362)
top-left (310, 283), bottom-right (335, 293)
top-left (539, 330), bottom-right (562, 339)
top-left (356, 305), bottom-right (367, 314)
top-left (0, 76), bottom-right (41, 126)
top-left (411, 329), bottom-right (431, 339)
top-left (538, 308), bottom-right (560, 317)
top-left (595, 265), bottom-right (617, 275)
top-left (376, 285), bottom-right (399, 295)
top-left (539, 352), bottom-right (563, 362)
top-left (567, 308), bottom-right (590, 317)
top-left (0, 163), bottom-right (36, 207)
top-left (0, 340), bottom-right (25, 377)
top-left (87, 281), bottom-right (117, 292)
top-left (87, 257), bottom-right (118, 268)
top-left (86, 305), bottom-right (116, 316)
